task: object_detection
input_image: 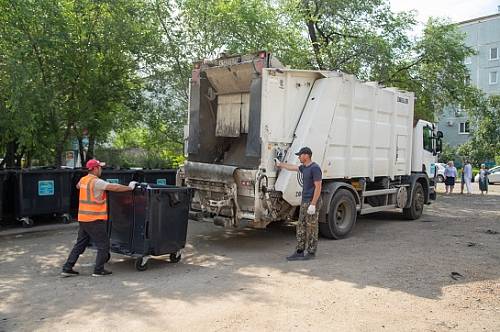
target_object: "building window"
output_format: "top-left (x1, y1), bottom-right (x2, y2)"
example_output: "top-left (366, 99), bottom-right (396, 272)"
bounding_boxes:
top-left (490, 47), bottom-right (499, 60)
top-left (459, 121), bottom-right (470, 134)
top-left (490, 71), bottom-right (498, 85)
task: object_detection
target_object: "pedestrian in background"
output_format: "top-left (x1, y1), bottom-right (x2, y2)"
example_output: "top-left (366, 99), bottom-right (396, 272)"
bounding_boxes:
top-left (478, 164), bottom-right (489, 195)
top-left (61, 159), bottom-right (137, 277)
top-left (444, 161), bottom-right (457, 194)
top-left (460, 164), bottom-right (465, 194)
top-left (275, 147), bottom-right (322, 261)
top-left (463, 160), bottom-right (473, 195)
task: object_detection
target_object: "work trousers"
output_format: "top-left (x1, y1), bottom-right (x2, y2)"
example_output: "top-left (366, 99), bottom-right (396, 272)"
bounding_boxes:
top-left (296, 198), bottom-right (322, 254)
top-left (63, 220), bottom-right (110, 273)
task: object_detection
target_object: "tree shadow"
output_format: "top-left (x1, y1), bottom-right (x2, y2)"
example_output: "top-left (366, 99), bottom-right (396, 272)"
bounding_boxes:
top-left (0, 192), bottom-right (499, 330)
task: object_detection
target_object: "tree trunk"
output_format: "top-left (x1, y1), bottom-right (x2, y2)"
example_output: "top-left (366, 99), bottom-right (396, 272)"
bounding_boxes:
top-left (302, 0), bottom-right (325, 70)
top-left (3, 141), bottom-right (18, 168)
top-left (54, 144), bottom-right (64, 167)
top-left (86, 134), bottom-right (95, 162)
top-left (54, 123), bottom-right (73, 167)
top-left (77, 136), bottom-right (85, 166)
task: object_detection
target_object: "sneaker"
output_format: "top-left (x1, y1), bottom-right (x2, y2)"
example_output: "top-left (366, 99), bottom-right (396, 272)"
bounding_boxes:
top-left (304, 252), bottom-right (316, 260)
top-left (92, 269), bottom-right (113, 277)
top-left (286, 251), bottom-right (305, 261)
top-left (60, 268), bottom-right (79, 277)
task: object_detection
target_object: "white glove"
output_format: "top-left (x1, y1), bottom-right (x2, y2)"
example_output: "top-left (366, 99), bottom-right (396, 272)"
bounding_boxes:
top-left (307, 204), bottom-right (316, 215)
top-left (274, 158), bottom-right (281, 167)
top-left (128, 181), bottom-right (138, 189)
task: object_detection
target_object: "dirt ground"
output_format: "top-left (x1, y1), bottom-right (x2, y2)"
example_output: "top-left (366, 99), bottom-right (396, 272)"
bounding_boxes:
top-left (0, 182), bottom-right (499, 332)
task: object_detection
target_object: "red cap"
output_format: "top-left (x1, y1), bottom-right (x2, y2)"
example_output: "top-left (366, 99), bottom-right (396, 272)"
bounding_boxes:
top-left (86, 159), bottom-right (106, 170)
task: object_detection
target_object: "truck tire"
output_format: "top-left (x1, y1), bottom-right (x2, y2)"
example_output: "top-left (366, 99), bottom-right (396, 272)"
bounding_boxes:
top-left (403, 182), bottom-right (424, 220)
top-left (319, 189), bottom-right (357, 239)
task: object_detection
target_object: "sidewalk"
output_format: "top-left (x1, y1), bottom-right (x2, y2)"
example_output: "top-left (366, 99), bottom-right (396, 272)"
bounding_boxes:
top-left (0, 221), bottom-right (78, 237)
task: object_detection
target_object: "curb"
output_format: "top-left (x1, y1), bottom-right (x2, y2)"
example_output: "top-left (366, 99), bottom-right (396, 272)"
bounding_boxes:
top-left (0, 222), bottom-right (78, 238)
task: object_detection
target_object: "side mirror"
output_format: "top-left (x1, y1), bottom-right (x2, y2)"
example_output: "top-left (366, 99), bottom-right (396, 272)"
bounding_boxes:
top-left (436, 131), bottom-right (443, 139)
top-left (436, 139), bottom-right (443, 153)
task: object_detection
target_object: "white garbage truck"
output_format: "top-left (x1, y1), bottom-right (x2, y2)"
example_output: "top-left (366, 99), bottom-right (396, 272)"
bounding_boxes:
top-left (184, 51), bottom-right (443, 239)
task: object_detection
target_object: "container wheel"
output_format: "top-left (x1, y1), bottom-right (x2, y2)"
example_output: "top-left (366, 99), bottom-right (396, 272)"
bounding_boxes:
top-left (169, 252), bottom-right (182, 263)
top-left (135, 257), bottom-right (148, 271)
top-left (21, 217), bottom-right (34, 228)
top-left (61, 214), bottom-right (72, 224)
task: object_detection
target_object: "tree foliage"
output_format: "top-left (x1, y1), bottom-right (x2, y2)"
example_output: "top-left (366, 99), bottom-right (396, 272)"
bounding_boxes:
top-left (457, 95), bottom-right (500, 164)
top-left (0, 0), bottom-right (493, 167)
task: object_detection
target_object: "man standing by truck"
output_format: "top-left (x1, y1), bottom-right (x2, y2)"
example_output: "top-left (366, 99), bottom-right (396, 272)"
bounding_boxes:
top-left (276, 147), bottom-right (322, 261)
top-left (61, 159), bottom-right (136, 277)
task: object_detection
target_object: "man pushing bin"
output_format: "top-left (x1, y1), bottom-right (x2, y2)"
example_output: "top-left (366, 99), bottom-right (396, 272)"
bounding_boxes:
top-left (61, 159), bottom-right (137, 277)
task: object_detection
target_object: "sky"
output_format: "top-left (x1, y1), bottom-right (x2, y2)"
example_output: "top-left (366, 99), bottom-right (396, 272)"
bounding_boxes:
top-left (390, 0), bottom-right (500, 25)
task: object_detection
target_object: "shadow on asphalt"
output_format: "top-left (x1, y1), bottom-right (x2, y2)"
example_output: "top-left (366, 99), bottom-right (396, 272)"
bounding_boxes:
top-left (0, 192), bottom-right (499, 329)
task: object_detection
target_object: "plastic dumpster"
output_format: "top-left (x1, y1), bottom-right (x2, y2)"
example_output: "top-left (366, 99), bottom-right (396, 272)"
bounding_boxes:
top-left (69, 168), bottom-right (87, 220)
top-left (0, 170), bottom-right (7, 221)
top-left (137, 169), bottom-right (177, 185)
top-left (107, 183), bottom-right (191, 271)
top-left (10, 168), bottom-right (73, 227)
top-left (101, 168), bottom-right (138, 185)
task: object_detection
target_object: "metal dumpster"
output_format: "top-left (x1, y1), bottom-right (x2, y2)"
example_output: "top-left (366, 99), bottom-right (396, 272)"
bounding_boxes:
top-left (137, 169), bottom-right (177, 186)
top-left (107, 183), bottom-right (191, 271)
top-left (10, 168), bottom-right (73, 227)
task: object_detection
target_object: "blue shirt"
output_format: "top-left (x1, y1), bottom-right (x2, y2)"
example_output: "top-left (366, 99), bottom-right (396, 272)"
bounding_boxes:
top-left (444, 166), bottom-right (457, 178)
top-left (298, 162), bottom-right (322, 203)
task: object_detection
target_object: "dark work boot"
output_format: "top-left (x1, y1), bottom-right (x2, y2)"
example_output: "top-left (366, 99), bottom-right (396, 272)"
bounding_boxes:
top-left (286, 251), bottom-right (305, 261)
top-left (92, 269), bottom-right (112, 277)
top-left (61, 268), bottom-right (79, 277)
top-left (304, 252), bottom-right (316, 260)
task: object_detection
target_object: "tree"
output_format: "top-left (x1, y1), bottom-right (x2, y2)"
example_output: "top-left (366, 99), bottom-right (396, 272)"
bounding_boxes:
top-left (0, 0), bottom-right (159, 166)
top-left (458, 95), bottom-right (500, 164)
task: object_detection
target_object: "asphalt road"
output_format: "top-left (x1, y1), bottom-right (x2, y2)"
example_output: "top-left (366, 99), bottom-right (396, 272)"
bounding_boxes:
top-left (0, 183), bottom-right (499, 332)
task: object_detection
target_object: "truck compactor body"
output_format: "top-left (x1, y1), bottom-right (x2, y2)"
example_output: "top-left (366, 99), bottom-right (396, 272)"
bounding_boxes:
top-left (184, 52), bottom-right (442, 239)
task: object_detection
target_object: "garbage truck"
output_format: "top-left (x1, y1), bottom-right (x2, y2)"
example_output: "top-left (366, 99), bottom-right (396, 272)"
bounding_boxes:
top-left (184, 51), bottom-right (443, 239)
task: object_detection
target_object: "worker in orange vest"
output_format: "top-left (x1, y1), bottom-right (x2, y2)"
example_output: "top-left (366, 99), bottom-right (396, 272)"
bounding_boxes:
top-left (61, 159), bottom-right (136, 277)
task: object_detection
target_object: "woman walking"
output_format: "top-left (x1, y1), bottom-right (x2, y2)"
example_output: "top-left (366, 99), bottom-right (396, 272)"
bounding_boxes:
top-left (444, 161), bottom-right (458, 194)
top-left (478, 164), bottom-right (490, 195)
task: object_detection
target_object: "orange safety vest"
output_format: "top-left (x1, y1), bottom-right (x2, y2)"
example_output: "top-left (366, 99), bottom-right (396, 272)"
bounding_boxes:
top-left (77, 174), bottom-right (108, 222)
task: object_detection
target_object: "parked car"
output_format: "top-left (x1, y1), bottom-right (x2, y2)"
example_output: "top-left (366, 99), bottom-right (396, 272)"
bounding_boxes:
top-left (474, 165), bottom-right (500, 184)
top-left (435, 163), bottom-right (446, 182)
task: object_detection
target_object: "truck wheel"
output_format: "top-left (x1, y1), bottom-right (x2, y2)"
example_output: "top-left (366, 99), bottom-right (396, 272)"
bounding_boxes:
top-left (319, 189), bottom-right (357, 239)
top-left (437, 175), bottom-right (444, 183)
top-left (403, 183), bottom-right (424, 220)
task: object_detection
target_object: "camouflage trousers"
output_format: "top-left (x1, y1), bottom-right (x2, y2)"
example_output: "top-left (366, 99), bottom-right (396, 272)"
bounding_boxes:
top-left (296, 198), bottom-right (322, 254)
